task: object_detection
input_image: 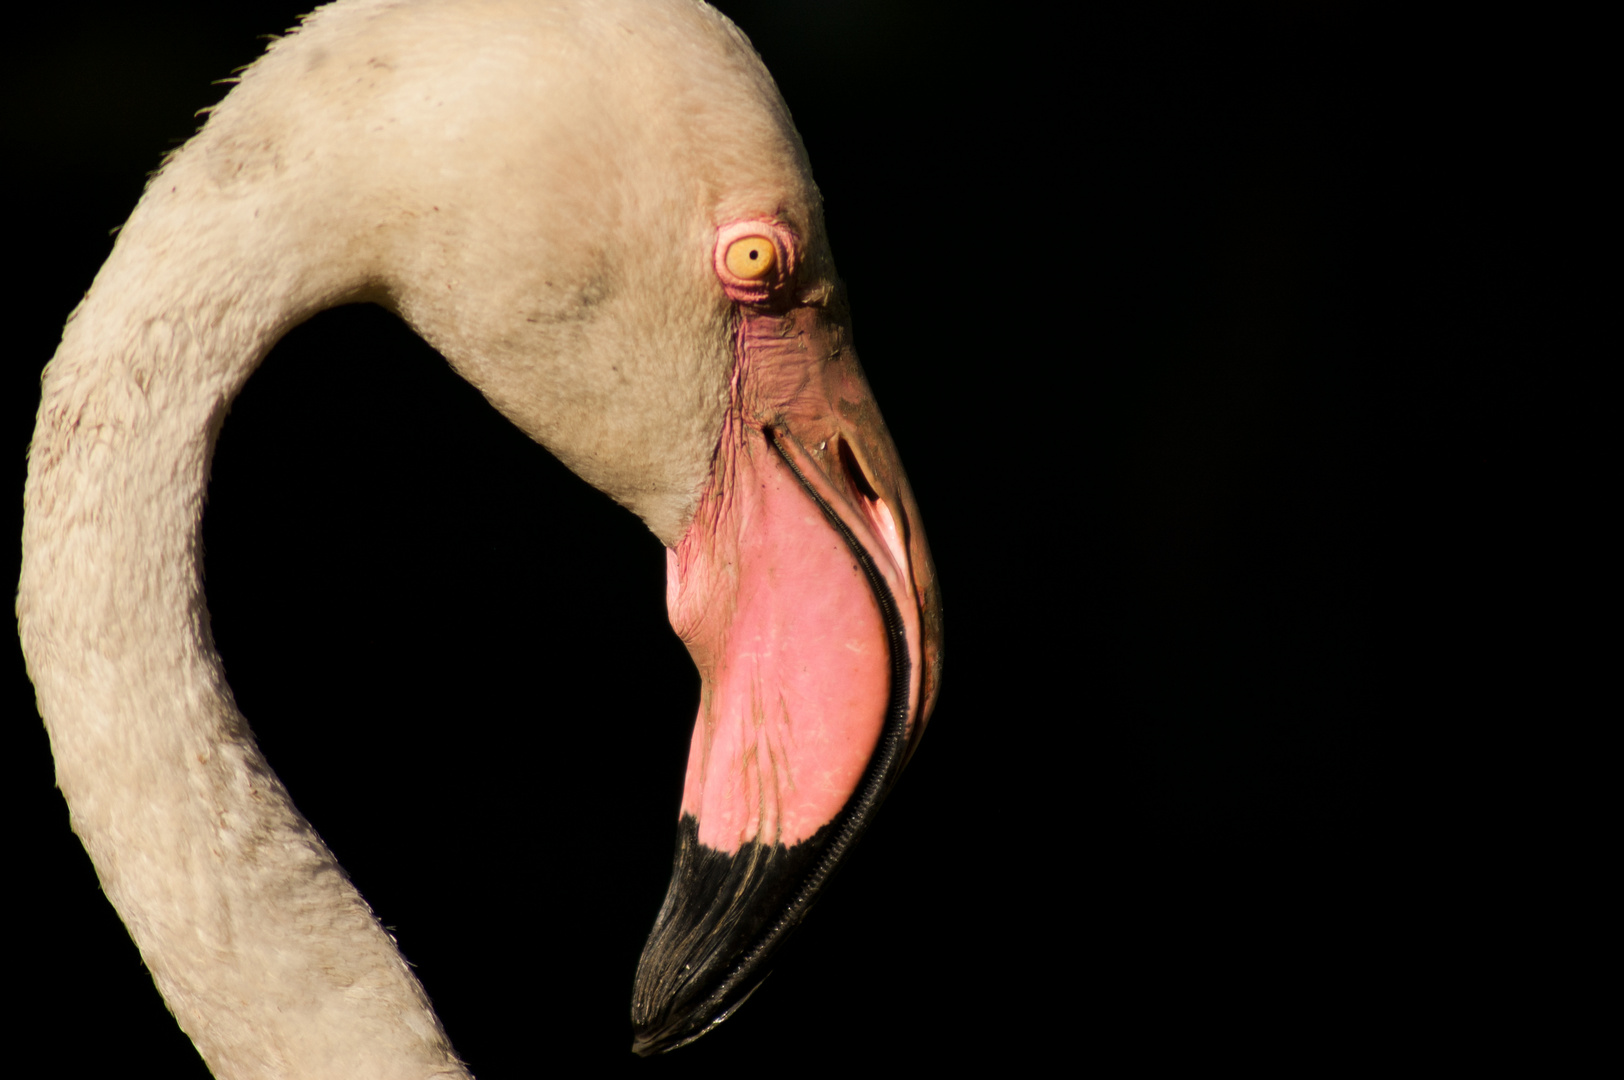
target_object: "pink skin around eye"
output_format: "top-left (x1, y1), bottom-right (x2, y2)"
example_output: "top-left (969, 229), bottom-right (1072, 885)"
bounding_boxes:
top-left (712, 219), bottom-right (797, 304)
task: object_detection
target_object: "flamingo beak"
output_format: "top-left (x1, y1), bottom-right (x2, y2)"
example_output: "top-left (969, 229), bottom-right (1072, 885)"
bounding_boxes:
top-left (630, 302), bottom-right (941, 1054)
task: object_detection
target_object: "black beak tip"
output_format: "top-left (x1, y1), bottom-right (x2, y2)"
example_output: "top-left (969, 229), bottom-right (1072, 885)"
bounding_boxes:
top-left (630, 1031), bottom-right (666, 1057)
top-left (631, 976), bottom-right (768, 1056)
top-left (629, 1022), bottom-right (696, 1057)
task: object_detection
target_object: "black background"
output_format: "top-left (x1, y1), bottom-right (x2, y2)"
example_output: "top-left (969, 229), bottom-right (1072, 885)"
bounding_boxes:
top-left (4, 1), bottom-right (1436, 1072)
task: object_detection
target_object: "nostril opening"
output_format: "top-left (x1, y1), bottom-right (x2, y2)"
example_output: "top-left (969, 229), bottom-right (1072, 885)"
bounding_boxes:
top-left (837, 437), bottom-right (880, 504)
top-left (835, 435), bottom-right (911, 585)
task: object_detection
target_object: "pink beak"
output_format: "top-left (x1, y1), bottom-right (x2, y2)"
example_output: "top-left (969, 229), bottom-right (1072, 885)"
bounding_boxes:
top-left (631, 291), bottom-right (942, 1054)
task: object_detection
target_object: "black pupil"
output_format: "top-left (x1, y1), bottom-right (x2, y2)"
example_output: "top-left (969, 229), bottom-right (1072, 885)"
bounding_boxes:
top-left (749, 248), bottom-right (760, 260)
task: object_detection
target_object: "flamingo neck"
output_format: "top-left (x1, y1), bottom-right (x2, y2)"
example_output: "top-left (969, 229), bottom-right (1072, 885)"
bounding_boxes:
top-left (18, 153), bottom-right (467, 1080)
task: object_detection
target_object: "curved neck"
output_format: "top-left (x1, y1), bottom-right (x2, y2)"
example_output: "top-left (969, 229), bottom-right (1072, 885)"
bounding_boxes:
top-left (19, 154), bottom-right (467, 1080)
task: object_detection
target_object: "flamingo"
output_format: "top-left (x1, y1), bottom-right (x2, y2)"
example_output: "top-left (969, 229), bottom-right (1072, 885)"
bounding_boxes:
top-left (17, 0), bottom-right (942, 1074)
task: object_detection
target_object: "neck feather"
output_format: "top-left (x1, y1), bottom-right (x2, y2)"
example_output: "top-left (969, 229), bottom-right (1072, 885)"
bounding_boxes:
top-left (18, 147), bottom-right (468, 1080)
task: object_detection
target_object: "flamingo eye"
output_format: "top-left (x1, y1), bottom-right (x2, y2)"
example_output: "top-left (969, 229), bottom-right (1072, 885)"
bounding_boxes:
top-left (723, 235), bottom-right (776, 280)
top-left (713, 220), bottom-right (795, 302)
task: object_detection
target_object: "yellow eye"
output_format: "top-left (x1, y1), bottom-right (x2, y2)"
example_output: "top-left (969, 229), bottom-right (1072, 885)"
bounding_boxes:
top-left (723, 235), bottom-right (777, 280)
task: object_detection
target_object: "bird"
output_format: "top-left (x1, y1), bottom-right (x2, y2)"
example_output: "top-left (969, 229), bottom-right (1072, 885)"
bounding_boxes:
top-left (16, 1), bottom-right (942, 1076)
